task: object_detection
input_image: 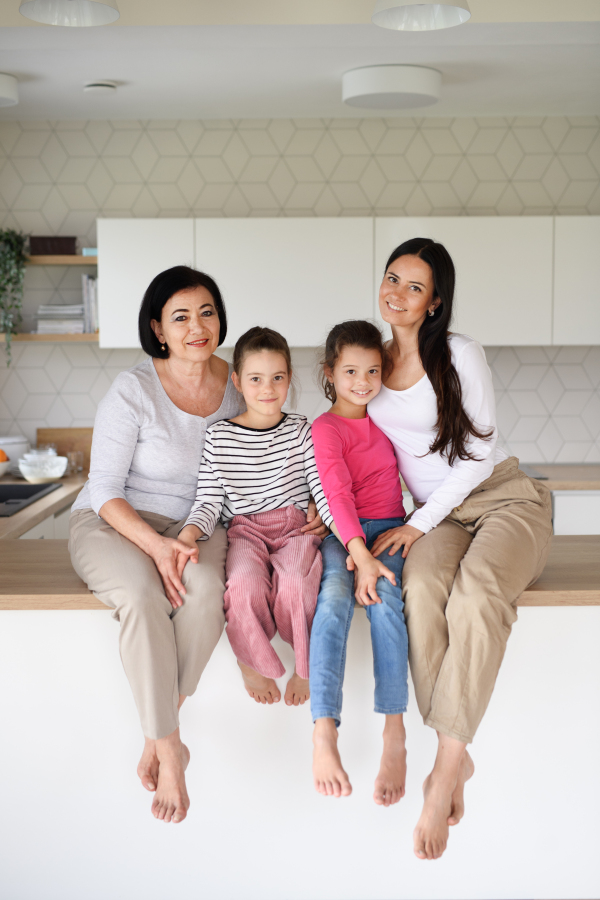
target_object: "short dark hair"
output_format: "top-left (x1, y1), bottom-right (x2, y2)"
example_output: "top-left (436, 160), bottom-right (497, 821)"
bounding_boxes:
top-left (138, 265), bottom-right (227, 357)
top-left (232, 326), bottom-right (292, 377)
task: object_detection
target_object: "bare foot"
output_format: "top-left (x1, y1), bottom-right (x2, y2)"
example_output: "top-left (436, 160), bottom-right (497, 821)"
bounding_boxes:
top-left (151, 729), bottom-right (190, 824)
top-left (312, 718), bottom-right (352, 798)
top-left (137, 737), bottom-right (159, 792)
top-left (448, 750), bottom-right (474, 826)
top-left (374, 715), bottom-right (407, 807)
top-left (413, 774), bottom-right (453, 860)
top-left (285, 671), bottom-right (310, 706)
top-left (238, 660), bottom-right (281, 704)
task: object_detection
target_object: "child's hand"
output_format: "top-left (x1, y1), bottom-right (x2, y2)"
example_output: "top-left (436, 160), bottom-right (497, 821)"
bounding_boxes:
top-left (354, 555), bottom-right (396, 606)
top-left (176, 525), bottom-right (202, 579)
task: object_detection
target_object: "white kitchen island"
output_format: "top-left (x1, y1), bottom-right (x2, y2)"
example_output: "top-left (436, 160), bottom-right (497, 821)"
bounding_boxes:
top-left (0, 539), bottom-right (598, 900)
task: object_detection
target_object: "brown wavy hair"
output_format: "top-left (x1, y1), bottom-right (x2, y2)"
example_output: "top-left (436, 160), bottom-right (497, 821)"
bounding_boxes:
top-left (385, 238), bottom-right (492, 466)
top-left (319, 319), bottom-right (389, 403)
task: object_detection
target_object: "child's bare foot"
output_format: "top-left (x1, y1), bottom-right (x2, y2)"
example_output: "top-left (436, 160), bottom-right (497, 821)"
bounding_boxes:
top-left (285, 671), bottom-right (310, 706)
top-left (374, 714), bottom-right (407, 807)
top-left (448, 750), bottom-right (474, 825)
top-left (238, 660), bottom-right (281, 704)
top-left (413, 773), bottom-right (453, 859)
top-left (151, 729), bottom-right (190, 824)
top-left (137, 737), bottom-right (159, 792)
top-left (313, 718), bottom-right (352, 798)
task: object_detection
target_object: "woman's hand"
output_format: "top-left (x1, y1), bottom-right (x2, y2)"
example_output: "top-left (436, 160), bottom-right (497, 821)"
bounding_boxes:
top-left (148, 534), bottom-right (199, 609)
top-left (370, 524), bottom-right (425, 560)
top-left (353, 554), bottom-right (397, 606)
top-left (301, 499), bottom-right (329, 538)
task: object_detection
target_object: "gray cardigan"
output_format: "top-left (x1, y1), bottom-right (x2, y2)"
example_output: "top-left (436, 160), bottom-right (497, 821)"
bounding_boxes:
top-left (72, 357), bottom-right (245, 521)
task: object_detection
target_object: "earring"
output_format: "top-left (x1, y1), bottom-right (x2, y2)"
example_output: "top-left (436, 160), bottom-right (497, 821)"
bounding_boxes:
top-left (161, 344), bottom-right (166, 351)
top-left (428, 309), bottom-right (435, 317)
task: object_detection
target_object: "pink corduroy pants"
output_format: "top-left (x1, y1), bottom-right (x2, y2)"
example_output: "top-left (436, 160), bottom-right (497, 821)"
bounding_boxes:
top-left (224, 506), bottom-right (322, 679)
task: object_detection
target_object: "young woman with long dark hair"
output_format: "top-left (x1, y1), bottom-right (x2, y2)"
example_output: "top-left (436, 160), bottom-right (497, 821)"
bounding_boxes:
top-left (366, 238), bottom-right (553, 860)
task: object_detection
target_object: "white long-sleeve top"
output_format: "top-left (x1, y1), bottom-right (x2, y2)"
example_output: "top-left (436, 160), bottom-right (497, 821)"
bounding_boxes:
top-left (184, 413), bottom-right (333, 538)
top-left (367, 333), bottom-right (507, 534)
top-left (72, 358), bottom-right (245, 519)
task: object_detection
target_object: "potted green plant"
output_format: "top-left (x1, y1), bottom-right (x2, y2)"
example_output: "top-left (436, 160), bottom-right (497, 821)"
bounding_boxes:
top-left (0, 229), bottom-right (27, 365)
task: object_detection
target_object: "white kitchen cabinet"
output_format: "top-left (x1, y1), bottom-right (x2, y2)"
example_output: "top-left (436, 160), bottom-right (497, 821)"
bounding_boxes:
top-left (374, 217), bottom-right (553, 346)
top-left (552, 490), bottom-right (600, 535)
top-left (194, 218), bottom-right (374, 347)
top-left (18, 505), bottom-right (72, 540)
top-left (553, 217), bottom-right (600, 345)
top-left (98, 218), bottom-right (195, 348)
top-left (20, 514), bottom-right (55, 539)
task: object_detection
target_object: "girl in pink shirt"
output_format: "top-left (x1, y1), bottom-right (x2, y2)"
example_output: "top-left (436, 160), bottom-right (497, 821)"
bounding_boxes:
top-left (310, 320), bottom-right (408, 806)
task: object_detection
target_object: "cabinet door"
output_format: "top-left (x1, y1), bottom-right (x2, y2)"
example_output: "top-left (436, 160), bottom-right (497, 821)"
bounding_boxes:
top-left (374, 217), bottom-right (553, 346)
top-left (98, 219), bottom-right (195, 348)
top-left (20, 515), bottom-right (55, 539)
top-left (553, 217), bottom-right (600, 345)
top-left (195, 218), bottom-right (374, 347)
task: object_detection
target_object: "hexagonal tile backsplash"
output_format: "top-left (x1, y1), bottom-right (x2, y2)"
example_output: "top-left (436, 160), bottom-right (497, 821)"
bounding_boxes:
top-left (1, 343), bottom-right (599, 464)
top-left (1, 115), bottom-right (599, 463)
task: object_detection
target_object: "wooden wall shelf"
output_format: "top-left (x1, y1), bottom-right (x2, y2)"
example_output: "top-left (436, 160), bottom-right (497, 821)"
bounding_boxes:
top-left (0, 333), bottom-right (99, 343)
top-left (26, 255), bottom-right (97, 266)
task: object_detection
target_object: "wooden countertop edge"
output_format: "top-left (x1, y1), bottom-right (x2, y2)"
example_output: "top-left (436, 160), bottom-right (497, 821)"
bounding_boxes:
top-left (544, 480), bottom-right (600, 491)
top-left (1, 590), bottom-right (598, 609)
top-left (0, 478), bottom-right (85, 539)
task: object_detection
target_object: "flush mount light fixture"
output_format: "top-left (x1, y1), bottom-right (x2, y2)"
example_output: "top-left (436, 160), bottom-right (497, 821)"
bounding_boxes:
top-left (84, 81), bottom-right (118, 93)
top-left (0, 74), bottom-right (18, 107)
top-left (343, 65), bottom-right (441, 109)
top-left (19, 0), bottom-right (119, 26)
top-left (372, 0), bottom-right (470, 31)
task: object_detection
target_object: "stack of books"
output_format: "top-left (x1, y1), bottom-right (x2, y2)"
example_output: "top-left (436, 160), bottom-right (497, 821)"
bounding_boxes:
top-left (36, 305), bottom-right (85, 334)
top-left (82, 274), bottom-right (98, 333)
top-left (35, 275), bottom-right (98, 335)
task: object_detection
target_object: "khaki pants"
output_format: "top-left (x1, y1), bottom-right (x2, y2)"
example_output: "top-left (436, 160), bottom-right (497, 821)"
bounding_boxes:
top-left (69, 508), bottom-right (227, 740)
top-left (403, 457), bottom-right (553, 744)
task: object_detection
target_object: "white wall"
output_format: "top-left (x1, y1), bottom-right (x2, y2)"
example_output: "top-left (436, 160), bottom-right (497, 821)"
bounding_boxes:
top-left (0, 607), bottom-right (598, 900)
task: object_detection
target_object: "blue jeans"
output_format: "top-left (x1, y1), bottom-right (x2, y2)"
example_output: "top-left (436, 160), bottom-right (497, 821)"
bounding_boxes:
top-left (309, 517), bottom-right (408, 726)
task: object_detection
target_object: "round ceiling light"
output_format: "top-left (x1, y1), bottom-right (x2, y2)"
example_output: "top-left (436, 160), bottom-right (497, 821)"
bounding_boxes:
top-left (372, 0), bottom-right (470, 31)
top-left (84, 81), bottom-right (118, 93)
top-left (0, 74), bottom-right (18, 107)
top-left (343, 65), bottom-right (441, 110)
top-left (19, 0), bottom-right (119, 26)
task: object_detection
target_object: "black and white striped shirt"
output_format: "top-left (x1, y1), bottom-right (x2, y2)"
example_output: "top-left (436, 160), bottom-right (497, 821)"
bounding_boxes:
top-left (184, 413), bottom-right (333, 538)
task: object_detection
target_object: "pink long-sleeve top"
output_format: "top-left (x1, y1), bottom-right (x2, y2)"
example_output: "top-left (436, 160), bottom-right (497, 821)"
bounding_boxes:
top-left (311, 411), bottom-right (405, 549)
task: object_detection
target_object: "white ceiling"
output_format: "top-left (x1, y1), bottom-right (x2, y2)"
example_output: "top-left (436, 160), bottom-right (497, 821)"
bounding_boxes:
top-left (0, 20), bottom-right (599, 120)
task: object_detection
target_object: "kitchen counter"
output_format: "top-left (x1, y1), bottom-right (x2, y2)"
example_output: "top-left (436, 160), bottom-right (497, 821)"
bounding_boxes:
top-left (0, 473), bottom-right (86, 540)
top-left (0, 536), bottom-right (598, 609)
top-left (526, 464), bottom-right (600, 491)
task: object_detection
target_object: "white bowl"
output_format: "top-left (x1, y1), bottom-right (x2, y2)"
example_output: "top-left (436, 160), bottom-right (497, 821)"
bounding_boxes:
top-left (0, 460), bottom-right (10, 477)
top-left (18, 455), bottom-right (68, 483)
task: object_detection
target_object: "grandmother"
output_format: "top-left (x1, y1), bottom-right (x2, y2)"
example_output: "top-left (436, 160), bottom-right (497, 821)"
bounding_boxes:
top-left (69, 265), bottom-right (325, 825)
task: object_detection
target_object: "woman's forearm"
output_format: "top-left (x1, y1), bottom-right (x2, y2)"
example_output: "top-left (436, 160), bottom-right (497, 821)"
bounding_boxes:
top-left (98, 498), bottom-right (162, 555)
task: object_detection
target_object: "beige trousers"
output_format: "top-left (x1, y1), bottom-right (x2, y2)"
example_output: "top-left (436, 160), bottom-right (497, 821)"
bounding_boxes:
top-left (69, 508), bottom-right (227, 740)
top-left (402, 457), bottom-right (553, 744)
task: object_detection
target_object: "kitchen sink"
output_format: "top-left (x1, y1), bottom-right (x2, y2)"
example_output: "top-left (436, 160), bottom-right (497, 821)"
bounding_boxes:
top-left (0, 483), bottom-right (62, 517)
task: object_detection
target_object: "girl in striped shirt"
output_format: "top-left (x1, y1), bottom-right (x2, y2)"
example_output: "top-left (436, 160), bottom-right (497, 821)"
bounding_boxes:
top-left (178, 327), bottom-right (332, 707)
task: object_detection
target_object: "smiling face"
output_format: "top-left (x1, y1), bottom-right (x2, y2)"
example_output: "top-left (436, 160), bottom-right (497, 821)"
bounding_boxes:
top-left (327, 345), bottom-right (383, 416)
top-left (379, 254), bottom-right (440, 328)
top-left (151, 286), bottom-right (221, 362)
top-left (232, 350), bottom-right (291, 422)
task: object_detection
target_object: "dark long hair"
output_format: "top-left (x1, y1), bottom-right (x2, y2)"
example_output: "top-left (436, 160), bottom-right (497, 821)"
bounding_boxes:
top-left (319, 319), bottom-right (389, 403)
top-left (385, 238), bottom-right (491, 466)
top-left (138, 265), bottom-right (227, 357)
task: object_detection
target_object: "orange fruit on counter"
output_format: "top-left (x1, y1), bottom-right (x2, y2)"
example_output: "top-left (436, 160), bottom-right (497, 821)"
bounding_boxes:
top-left (0, 448), bottom-right (8, 462)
